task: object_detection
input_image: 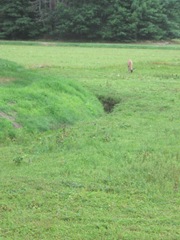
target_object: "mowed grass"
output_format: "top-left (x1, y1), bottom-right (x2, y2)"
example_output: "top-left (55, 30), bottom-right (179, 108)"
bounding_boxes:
top-left (0, 41), bottom-right (180, 239)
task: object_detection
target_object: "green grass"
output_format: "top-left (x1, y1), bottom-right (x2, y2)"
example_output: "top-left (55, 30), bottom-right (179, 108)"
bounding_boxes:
top-left (0, 41), bottom-right (180, 239)
top-left (0, 39), bottom-right (180, 50)
top-left (0, 59), bottom-right (103, 139)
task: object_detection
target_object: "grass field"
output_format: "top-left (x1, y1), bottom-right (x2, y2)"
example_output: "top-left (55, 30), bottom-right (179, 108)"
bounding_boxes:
top-left (0, 41), bottom-right (180, 239)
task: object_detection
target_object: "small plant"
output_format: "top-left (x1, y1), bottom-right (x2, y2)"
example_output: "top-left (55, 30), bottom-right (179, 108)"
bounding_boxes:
top-left (13, 156), bottom-right (23, 165)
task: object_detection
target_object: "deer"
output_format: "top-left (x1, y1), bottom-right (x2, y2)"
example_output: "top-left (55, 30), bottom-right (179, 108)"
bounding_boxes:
top-left (128, 59), bottom-right (133, 73)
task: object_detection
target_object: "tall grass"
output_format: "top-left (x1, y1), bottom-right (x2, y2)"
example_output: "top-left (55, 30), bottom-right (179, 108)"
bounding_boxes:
top-left (0, 41), bottom-right (180, 239)
top-left (0, 59), bottom-right (103, 139)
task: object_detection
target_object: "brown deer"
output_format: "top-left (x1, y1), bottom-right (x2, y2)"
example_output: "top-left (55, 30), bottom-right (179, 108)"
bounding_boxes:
top-left (128, 59), bottom-right (133, 73)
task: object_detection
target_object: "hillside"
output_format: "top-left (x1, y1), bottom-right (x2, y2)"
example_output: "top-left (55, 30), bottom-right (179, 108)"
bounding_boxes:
top-left (0, 58), bottom-right (103, 139)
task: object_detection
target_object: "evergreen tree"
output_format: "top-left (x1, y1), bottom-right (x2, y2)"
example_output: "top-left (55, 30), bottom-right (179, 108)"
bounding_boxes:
top-left (53, 0), bottom-right (103, 39)
top-left (132, 0), bottom-right (165, 40)
top-left (0, 0), bottom-right (39, 39)
top-left (0, 0), bottom-right (179, 41)
top-left (161, 0), bottom-right (180, 39)
top-left (101, 0), bottom-right (138, 41)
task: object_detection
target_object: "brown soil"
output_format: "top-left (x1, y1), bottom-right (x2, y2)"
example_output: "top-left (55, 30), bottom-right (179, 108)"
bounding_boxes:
top-left (0, 77), bottom-right (16, 83)
top-left (0, 111), bottom-right (22, 128)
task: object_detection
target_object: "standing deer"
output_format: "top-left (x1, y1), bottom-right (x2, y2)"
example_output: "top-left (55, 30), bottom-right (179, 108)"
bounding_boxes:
top-left (128, 59), bottom-right (133, 73)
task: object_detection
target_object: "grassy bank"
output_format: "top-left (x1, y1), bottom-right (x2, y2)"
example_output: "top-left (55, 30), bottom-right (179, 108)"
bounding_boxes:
top-left (0, 41), bottom-right (180, 239)
top-left (0, 59), bottom-right (103, 139)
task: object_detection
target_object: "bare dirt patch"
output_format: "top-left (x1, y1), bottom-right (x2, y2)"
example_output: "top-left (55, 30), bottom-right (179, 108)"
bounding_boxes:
top-left (0, 77), bottom-right (16, 83)
top-left (29, 64), bottom-right (52, 69)
top-left (0, 111), bottom-right (22, 128)
top-left (40, 42), bottom-right (56, 46)
top-left (152, 62), bottom-right (177, 66)
top-left (137, 40), bottom-right (171, 45)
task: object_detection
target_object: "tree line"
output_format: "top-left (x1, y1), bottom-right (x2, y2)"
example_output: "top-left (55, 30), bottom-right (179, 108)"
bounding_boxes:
top-left (0, 0), bottom-right (179, 41)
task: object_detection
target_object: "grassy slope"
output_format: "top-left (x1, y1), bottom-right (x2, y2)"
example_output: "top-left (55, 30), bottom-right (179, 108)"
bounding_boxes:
top-left (0, 42), bottom-right (180, 239)
top-left (0, 59), bottom-right (103, 139)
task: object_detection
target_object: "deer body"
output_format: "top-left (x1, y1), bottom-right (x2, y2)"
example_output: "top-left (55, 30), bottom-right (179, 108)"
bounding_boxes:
top-left (128, 59), bottom-right (133, 73)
